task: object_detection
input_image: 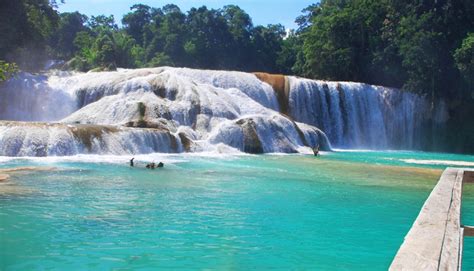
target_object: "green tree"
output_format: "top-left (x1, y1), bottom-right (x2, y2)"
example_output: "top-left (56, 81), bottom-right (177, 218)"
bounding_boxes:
top-left (88, 15), bottom-right (118, 33)
top-left (122, 4), bottom-right (152, 46)
top-left (396, 11), bottom-right (441, 103)
top-left (95, 32), bottom-right (115, 70)
top-left (148, 52), bottom-right (174, 67)
top-left (277, 31), bottom-right (304, 75)
top-left (186, 6), bottom-right (233, 69)
top-left (52, 12), bottom-right (88, 59)
top-left (301, 0), bottom-right (392, 82)
top-left (0, 0), bottom-right (60, 70)
top-left (221, 5), bottom-right (253, 69)
top-left (0, 61), bottom-right (19, 82)
top-left (251, 24), bottom-right (286, 72)
top-left (454, 33), bottom-right (474, 98)
top-left (145, 4), bottom-right (187, 67)
top-left (70, 31), bottom-right (96, 71)
top-left (113, 32), bottom-right (137, 68)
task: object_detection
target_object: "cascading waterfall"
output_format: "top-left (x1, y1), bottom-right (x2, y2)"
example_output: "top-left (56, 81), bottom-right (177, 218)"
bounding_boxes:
top-left (0, 71), bottom-right (77, 121)
top-left (0, 122), bottom-right (181, 156)
top-left (287, 77), bottom-right (446, 149)
top-left (0, 67), bottom-right (446, 156)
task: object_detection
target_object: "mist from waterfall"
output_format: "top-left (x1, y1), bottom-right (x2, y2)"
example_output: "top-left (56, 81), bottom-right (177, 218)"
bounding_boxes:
top-left (0, 71), bottom-right (77, 121)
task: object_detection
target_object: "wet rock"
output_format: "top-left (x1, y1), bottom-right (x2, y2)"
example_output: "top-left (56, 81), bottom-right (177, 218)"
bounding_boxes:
top-left (254, 73), bottom-right (290, 116)
top-left (70, 125), bottom-right (119, 151)
top-left (178, 132), bottom-right (194, 152)
top-left (236, 118), bottom-right (263, 154)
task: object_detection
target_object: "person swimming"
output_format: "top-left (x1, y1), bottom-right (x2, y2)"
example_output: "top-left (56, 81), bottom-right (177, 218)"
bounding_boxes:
top-left (130, 158), bottom-right (135, 167)
top-left (312, 144), bottom-right (320, 156)
top-left (145, 162), bottom-right (163, 169)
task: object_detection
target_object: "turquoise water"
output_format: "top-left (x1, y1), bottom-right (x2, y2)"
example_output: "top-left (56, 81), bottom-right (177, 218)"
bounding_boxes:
top-left (1, 151), bottom-right (474, 270)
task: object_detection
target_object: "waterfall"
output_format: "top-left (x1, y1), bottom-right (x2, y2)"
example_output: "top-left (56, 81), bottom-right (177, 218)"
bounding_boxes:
top-left (0, 71), bottom-right (77, 121)
top-left (0, 67), bottom-right (445, 156)
top-left (0, 122), bottom-right (181, 156)
top-left (287, 77), bottom-right (444, 149)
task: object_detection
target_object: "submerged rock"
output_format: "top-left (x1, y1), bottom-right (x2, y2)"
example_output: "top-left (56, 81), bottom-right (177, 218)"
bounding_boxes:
top-left (178, 132), bottom-right (194, 152)
top-left (0, 166), bottom-right (59, 183)
top-left (0, 174), bottom-right (9, 182)
top-left (236, 118), bottom-right (263, 154)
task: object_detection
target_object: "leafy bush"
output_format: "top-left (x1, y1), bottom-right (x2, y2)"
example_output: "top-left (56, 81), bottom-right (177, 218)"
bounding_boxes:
top-left (0, 61), bottom-right (18, 82)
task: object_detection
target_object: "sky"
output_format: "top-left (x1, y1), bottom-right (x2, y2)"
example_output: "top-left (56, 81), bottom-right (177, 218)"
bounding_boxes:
top-left (57, 0), bottom-right (315, 30)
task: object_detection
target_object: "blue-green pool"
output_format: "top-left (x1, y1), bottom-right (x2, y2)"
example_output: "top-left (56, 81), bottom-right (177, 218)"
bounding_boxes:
top-left (1, 151), bottom-right (474, 270)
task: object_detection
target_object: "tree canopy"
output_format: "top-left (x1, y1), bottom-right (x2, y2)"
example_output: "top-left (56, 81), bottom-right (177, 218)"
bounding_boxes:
top-left (293, 0), bottom-right (474, 152)
top-left (1, 0), bottom-right (473, 94)
top-left (297, 0), bottom-right (474, 102)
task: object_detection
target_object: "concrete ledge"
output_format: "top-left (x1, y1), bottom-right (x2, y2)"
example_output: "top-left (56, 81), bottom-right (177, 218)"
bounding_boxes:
top-left (390, 168), bottom-right (472, 271)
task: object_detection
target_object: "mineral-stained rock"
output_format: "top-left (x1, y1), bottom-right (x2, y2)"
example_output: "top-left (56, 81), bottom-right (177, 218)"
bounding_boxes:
top-left (70, 125), bottom-right (119, 151)
top-left (0, 174), bottom-right (9, 182)
top-left (178, 132), bottom-right (194, 152)
top-left (0, 67), bottom-right (343, 156)
top-left (236, 118), bottom-right (264, 154)
top-left (254, 73), bottom-right (290, 116)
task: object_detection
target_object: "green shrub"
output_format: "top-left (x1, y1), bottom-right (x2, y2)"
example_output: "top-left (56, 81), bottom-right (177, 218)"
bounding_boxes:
top-left (0, 61), bottom-right (18, 82)
top-left (137, 102), bottom-right (146, 119)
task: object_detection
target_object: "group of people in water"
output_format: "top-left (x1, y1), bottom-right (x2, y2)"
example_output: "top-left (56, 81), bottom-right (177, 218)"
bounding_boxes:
top-left (129, 158), bottom-right (164, 169)
top-left (129, 145), bottom-right (320, 166)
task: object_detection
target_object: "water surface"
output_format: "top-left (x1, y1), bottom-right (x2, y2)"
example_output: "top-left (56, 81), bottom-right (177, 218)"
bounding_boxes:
top-left (1, 151), bottom-right (473, 270)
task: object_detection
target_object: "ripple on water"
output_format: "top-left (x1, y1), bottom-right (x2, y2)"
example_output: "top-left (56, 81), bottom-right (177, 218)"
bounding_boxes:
top-left (1, 151), bottom-right (473, 270)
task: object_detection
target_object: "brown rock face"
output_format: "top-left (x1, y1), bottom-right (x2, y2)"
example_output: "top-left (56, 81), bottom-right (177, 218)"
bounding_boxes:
top-left (254, 73), bottom-right (290, 116)
top-left (293, 123), bottom-right (310, 147)
top-left (124, 120), bottom-right (170, 130)
top-left (178, 132), bottom-right (193, 152)
top-left (236, 118), bottom-right (264, 154)
top-left (70, 125), bottom-right (119, 151)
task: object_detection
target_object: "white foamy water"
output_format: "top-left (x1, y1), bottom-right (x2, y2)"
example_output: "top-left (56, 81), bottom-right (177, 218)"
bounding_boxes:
top-left (0, 67), bottom-right (446, 156)
top-left (0, 149), bottom-right (257, 168)
top-left (288, 78), bottom-right (447, 149)
top-left (0, 71), bottom-right (77, 121)
top-left (0, 122), bottom-right (185, 156)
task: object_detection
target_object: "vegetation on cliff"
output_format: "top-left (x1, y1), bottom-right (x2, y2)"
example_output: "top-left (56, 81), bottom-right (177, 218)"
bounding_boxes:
top-left (0, 61), bottom-right (18, 82)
